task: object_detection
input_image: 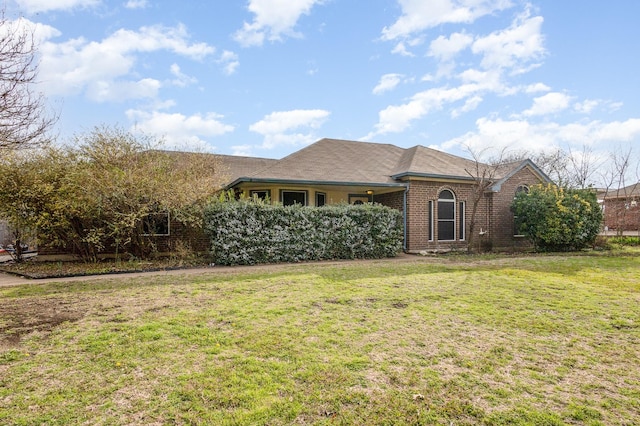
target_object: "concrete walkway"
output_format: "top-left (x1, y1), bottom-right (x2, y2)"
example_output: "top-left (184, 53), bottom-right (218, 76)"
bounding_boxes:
top-left (0, 253), bottom-right (426, 288)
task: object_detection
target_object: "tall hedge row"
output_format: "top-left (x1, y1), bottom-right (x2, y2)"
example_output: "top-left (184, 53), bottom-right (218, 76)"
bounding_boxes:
top-left (203, 201), bottom-right (403, 265)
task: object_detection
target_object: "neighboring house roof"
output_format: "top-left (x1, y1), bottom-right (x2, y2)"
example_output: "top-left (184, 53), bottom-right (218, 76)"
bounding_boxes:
top-left (225, 138), bottom-right (550, 189)
top-left (602, 182), bottom-right (640, 199)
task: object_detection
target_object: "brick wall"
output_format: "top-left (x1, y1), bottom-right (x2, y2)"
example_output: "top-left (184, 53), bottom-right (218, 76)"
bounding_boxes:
top-left (400, 167), bottom-right (544, 252)
top-left (489, 167), bottom-right (543, 250)
top-left (374, 190), bottom-right (405, 212)
top-left (404, 180), bottom-right (485, 252)
top-left (603, 198), bottom-right (640, 232)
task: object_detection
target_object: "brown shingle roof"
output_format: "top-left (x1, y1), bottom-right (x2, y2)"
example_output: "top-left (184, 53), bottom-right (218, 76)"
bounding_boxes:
top-left (226, 138), bottom-right (549, 188)
top-left (244, 138), bottom-right (406, 185)
top-left (215, 154), bottom-right (278, 183)
top-left (391, 145), bottom-right (480, 179)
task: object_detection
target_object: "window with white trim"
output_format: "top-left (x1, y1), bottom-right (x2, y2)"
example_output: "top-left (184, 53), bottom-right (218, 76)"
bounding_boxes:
top-left (428, 200), bottom-right (434, 241)
top-left (438, 190), bottom-right (456, 241)
top-left (459, 201), bottom-right (466, 241)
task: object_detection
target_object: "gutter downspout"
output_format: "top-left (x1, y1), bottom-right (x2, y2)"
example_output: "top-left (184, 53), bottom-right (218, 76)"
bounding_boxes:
top-left (403, 183), bottom-right (409, 252)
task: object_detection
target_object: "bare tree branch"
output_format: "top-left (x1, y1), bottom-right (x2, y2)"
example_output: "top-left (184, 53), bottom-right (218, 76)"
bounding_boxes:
top-left (0, 10), bottom-right (56, 150)
top-left (599, 146), bottom-right (635, 235)
top-left (463, 145), bottom-right (509, 253)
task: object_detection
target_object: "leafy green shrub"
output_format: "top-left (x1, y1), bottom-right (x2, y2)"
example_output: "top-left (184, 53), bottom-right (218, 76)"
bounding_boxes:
top-left (511, 184), bottom-right (602, 252)
top-left (203, 201), bottom-right (403, 265)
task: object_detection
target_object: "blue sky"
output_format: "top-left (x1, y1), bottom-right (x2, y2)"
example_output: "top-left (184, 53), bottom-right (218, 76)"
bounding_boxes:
top-left (6, 0), bottom-right (640, 184)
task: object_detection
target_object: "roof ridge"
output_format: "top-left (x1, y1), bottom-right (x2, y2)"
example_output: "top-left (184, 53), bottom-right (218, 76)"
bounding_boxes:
top-left (214, 153), bottom-right (276, 161)
top-left (320, 137), bottom-right (403, 149)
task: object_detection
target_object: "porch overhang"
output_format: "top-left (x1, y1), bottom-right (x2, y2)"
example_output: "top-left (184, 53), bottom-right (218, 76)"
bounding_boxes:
top-left (227, 177), bottom-right (406, 195)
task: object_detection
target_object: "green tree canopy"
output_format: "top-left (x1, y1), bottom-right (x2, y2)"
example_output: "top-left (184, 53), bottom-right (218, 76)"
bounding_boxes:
top-left (511, 184), bottom-right (603, 251)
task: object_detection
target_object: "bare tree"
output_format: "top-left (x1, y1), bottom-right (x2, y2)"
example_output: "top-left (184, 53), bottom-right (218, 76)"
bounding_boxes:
top-left (566, 145), bottom-right (600, 189)
top-left (600, 146), bottom-right (637, 235)
top-left (0, 10), bottom-right (56, 150)
top-left (504, 145), bottom-right (601, 189)
top-left (464, 146), bottom-right (508, 253)
top-left (530, 148), bottom-right (570, 187)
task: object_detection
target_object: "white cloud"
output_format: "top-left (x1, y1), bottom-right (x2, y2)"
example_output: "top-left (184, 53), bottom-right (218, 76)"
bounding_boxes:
top-left (86, 78), bottom-right (161, 102)
top-left (126, 109), bottom-right (234, 151)
top-left (522, 92), bottom-right (572, 116)
top-left (457, 68), bottom-right (502, 91)
top-left (365, 84), bottom-right (480, 138)
top-left (592, 118), bottom-right (640, 142)
top-left (0, 17), bottom-right (61, 45)
top-left (37, 23), bottom-right (215, 100)
top-left (369, 6), bottom-right (549, 139)
top-left (124, 0), bottom-right (148, 9)
top-left (231, 145), bottom-right (255, 157)
top-left (249, 109), bottom-right (330, 149)
top-left (390, 36), bottom-right (426, 57)
top-left (233, 0), bottom-right (324, 47)
top-left (373, 74), bottom-right (404, 95)
top-left (391, 42), bottom-right (415, 57)
top-left (169, 64), bottom-right (197, 88)
top-left (16, 0), bottom-right (100, 13)
top-left (574, 99), bottom-right (599, 114)
top-left (428, 32), bottom-right (473, 61)
top-left (524, 82), bottom-right (551, 93)
top-left (440, 117), bottom-right (640, 156)
top-left (471, 11), bottom-right (545, 73)
top-left (451, 95), bottom-right (483, 117)
top-left (366, 67), bottom-right (512, 139)
top-left (218, 50), bottom-right (240, 75)
top-left (382, 0), bottom-right (513, 41)
top-left (428, 32), bottom-right (474, 78)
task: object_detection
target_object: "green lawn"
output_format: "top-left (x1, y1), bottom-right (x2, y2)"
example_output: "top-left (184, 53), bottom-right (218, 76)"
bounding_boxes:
top-left (1, 252), bottom-right (639, 425)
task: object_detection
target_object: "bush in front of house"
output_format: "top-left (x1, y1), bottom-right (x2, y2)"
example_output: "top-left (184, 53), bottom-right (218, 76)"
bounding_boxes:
top-left (511, 184), bottom-right (602, 252)
top-left (203, 200), bottom-right (403, 265)
top-left (0, 126), bottom-right (225, 262)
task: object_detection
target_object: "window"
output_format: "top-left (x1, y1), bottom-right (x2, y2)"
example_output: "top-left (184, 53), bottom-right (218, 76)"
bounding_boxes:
top-left (459, 201), bottom-right (466, 241)
top-left (428, 200), bottom-right (434, 241)
top-left (143, 212), bottom-right (170, 236)
top-left (250, 190), bottom-right (270, 201)
top-left (438, 190), bottom-right (455, 241)
top-left (315, 192), bottom-right (326, 207)
top-left (281, 190), bottom-right (307, 206)
top-left (514, 185), bottom-right (529, 236)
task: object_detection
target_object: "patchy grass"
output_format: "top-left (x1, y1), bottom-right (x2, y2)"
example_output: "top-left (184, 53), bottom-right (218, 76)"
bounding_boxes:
top-left (1, 251), bottom-right (639, 425)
